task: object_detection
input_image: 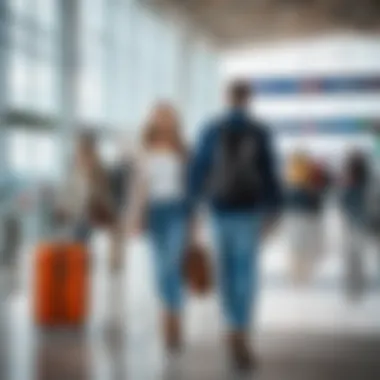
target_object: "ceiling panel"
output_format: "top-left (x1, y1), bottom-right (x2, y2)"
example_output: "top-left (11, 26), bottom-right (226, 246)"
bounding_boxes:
top-left (147, 0), bottom-right (380, 46)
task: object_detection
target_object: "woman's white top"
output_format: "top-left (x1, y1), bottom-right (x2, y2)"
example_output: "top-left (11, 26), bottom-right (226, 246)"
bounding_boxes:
top-left (125, 148), bottom-right (186, 231)
top-left (144, 151), bottom-right (185, 202)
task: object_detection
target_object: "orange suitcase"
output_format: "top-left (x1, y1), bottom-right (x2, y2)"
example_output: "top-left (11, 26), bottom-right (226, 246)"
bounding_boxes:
top-left (33, 242), bottom-right (89, 326)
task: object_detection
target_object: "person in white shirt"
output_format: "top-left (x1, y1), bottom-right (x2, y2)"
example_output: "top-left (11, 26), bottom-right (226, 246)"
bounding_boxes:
top-left (127, 102), bottom-right (189, 352)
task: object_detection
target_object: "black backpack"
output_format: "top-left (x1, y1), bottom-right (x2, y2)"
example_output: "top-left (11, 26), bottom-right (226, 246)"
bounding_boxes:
top-left (208, 123), bottom-right (265, 208)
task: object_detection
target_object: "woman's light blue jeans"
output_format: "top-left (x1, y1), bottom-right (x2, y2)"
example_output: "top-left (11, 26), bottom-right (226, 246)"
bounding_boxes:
top-left (212, 212), bottom-right (262, 331)
top-left (148, 202), bottom-right (188, 313)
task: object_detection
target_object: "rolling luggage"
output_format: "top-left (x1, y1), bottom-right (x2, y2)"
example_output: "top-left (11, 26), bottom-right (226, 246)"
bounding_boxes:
top-left (33, 242), bottom-right (89, 326)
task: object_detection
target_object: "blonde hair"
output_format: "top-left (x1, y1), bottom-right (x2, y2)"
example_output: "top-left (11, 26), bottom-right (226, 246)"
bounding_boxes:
top-left (287, 152), bottom-right (312, 187)
top-left (142, 102), bottom-right (187, 157)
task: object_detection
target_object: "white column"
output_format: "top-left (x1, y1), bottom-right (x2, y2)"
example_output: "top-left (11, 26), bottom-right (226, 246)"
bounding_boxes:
top-left (176, 28), bottom-right (193, 140)
top-left (125, 0), bottom-right (143, 132)
top-left (0, 0), bottom-right (9, 177)
top-left (103, 0), bottom-right (116, 131)
top-left (57, 0), bottom-right (79, 178)
top-left (112, 0), bottom-right (135, 134)
top-left (105, 0), bottom-right (124, 130)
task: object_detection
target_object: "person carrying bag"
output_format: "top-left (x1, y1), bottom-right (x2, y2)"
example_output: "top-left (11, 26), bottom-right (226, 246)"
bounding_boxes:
top-left (126, 102), bottom-right (192, 353)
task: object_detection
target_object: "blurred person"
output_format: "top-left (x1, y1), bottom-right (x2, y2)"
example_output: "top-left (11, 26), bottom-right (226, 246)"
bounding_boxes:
top-left (285, 152), bottom-right (323, 284)
top-left (308, 158), bottom-right (330, 251)
top-left (365, 156), bottom-right (380, 237)
top-left (341, 151), bottom-right (370, 300)
top-left (108, 139), bottom-right (136, 273)
top-left (58, 131), bottom-right (116, 243)
top-left (365, 154), bottom-right (380, 290)
top-left (126, 102), bottom-right (189, 352)
top-left (187, 80), bottom-right (282, 371)
top-left (310, 159), bottom-right (331, 202)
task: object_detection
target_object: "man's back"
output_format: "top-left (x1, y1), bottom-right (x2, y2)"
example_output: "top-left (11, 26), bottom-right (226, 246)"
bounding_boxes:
top-left (188, 110), bottom-right (282, 214)
top-left (208, 113), bottom-right (269, 210)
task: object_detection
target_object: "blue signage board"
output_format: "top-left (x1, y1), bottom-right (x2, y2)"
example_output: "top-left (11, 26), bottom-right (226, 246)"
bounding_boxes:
top-left (253, 76), bottom-right (380, 96)
top-left (267, 118), bottom-right (379, 135)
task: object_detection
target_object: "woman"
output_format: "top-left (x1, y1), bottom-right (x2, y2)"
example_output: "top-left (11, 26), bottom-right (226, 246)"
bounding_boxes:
top-left (59, 132), bottom-right (115, 243)
top-left (127, 102), bottom-right (189, 352)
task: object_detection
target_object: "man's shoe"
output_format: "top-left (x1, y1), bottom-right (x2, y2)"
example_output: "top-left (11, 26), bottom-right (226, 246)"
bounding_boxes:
top-left (227, 332), bottom-right (256, 372)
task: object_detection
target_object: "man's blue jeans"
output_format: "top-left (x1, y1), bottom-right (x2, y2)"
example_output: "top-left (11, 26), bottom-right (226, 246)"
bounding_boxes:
top-left (212, 212), bottom-right (262, 331)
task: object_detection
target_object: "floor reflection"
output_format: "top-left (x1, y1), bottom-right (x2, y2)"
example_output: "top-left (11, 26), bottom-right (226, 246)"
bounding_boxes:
top-left (1, 219), bottom-right (380, 380)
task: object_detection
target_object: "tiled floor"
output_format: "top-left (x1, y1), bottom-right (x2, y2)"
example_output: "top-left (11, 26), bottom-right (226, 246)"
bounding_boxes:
top-left (1, 211), bottom-right (380, 380)
top-left (2, 294), bottom-right (380, 380)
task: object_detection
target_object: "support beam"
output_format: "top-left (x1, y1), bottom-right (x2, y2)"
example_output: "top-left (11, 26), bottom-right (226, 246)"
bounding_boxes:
top-left (57, 0), bottom-right (79, 179)
top-left (0, 0), bottom-right (9, 177)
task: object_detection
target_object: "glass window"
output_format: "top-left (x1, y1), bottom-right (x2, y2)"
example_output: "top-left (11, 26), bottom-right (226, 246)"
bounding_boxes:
top-left (32, 132), bottom-right (58, 178)
top-left (185, 41), bottom-right (220, 140)
top-left (130, 7), bottom-right (185, 124)
top-left (203, 49), bottom-right (221, 113)
top-left (78, 66), bottom-right (104, 123)
top-left (106, 0), bottom-right (126, 128)
top-left (30, 60), bottom-right (56, 113)
top-left (187, 42), bottom-right (206, 130)
top-left (78, 0), bottom-right (107, 124)
top-left (153, 19), bottom-right (183, 102)
top-left (9, 50), bottom-right (29, 108)
top-left (35, 0), bottom-right (57, 31)
top-left (9, 17), bottom-right (29, 52)
top-left (7, 0), bottom-right (59, 114)
top-left (124, 4), bottom-right (143, 127)
top-left (10, 0), bottom-right (29, 19)
top-left (7, 129), bottom-right (58, 180)
top-left (135, 8), bottom-right (156, 120)
top-left (7, 129), bottom-right (31, 177)
top-left (81, 0), bottom-right (106, 32)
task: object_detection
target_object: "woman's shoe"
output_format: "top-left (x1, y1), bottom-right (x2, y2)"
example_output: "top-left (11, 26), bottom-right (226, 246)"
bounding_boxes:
top-left (163, 312), bottom-right (182, 353)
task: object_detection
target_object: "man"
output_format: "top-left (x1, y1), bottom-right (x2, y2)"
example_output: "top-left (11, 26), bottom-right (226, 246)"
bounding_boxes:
top-left (187, 80), bottom-right (282, 371)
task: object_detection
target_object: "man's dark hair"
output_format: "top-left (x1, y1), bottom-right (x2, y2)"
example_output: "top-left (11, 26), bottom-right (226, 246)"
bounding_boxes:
top-left (228, 79), bottom-right (252, 106)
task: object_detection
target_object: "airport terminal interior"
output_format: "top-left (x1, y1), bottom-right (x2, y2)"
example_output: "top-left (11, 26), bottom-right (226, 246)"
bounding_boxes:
top-left (1, 0), bottom-right (380, 379)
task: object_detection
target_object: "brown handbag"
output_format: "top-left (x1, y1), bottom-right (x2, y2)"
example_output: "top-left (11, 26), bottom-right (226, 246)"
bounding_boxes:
top-left (88, 198), bottom-right (115, 227)
top-left (183, 243), bottom-right (213, 296)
